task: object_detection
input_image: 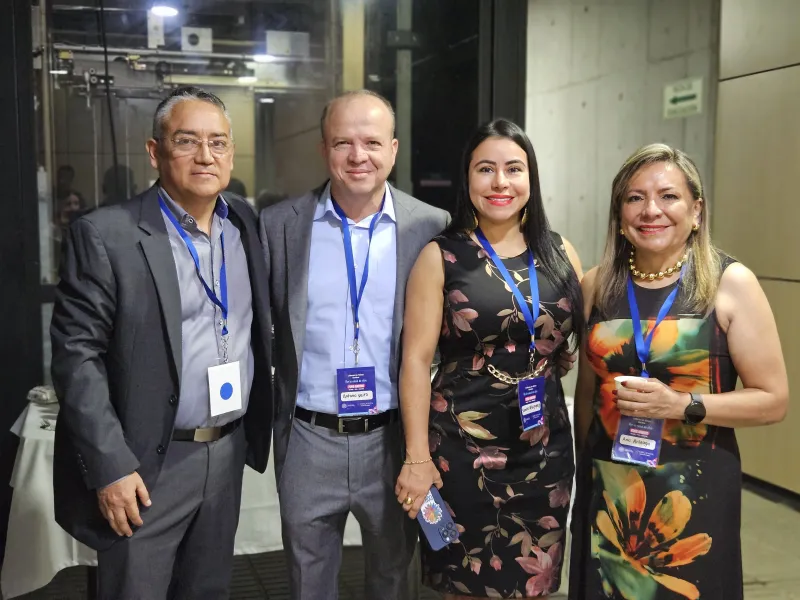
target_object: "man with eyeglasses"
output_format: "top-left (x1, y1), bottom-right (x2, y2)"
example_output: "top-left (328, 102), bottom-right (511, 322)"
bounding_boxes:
top-left (50, 86), bottom-right (273, 599)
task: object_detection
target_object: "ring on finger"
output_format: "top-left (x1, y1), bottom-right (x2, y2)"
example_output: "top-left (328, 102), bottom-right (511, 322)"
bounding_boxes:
top-left (404, 495), bottom-right (413, 505)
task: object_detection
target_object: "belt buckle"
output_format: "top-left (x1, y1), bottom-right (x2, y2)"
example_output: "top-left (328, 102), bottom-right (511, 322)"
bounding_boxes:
top-left (193, 427), bottom-right (221, 442)
top-left (337, 416), bottom-right (368, 434)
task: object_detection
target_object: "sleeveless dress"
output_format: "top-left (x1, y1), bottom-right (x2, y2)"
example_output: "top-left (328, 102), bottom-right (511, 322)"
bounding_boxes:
top-left (422, 231), bottom-right (577, 598)
top-left (568, 257), bottom-right (743, 600)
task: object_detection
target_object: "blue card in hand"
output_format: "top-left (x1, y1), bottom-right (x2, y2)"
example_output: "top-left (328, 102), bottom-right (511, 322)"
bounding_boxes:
top-left (416, 486), bottom-right (459, 551)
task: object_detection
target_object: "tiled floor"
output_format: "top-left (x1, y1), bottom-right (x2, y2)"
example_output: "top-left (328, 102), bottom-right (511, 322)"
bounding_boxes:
top-left (740, 484), bottom-right (800, 599)
top-left (12, 487), bottom-right (800, 600)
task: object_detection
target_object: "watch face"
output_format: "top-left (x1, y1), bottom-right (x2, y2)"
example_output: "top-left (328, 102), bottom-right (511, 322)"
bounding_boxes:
top-left (686, 400), bottom-right (706, 424)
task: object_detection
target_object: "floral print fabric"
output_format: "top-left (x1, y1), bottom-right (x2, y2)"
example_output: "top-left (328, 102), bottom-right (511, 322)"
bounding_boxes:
top-left (422, 232), bottom-right (576, 598)
top-left (569, 263), bottom-right (744, 600)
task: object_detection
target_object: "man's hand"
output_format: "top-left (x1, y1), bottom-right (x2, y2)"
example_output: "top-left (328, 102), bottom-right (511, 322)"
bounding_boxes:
top-left (97, 472), bottom-right (151, 537)
top-left (558, 351), bottom-right (578, 376)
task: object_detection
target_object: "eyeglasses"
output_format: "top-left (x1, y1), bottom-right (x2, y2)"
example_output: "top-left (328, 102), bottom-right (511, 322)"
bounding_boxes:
top-left (161, 136), bottom-right (232, 157)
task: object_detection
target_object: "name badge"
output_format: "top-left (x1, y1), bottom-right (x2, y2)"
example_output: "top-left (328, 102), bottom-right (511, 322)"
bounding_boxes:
top-left (208, 361), bottom-right (242, 417)
top-left (612, 415), bottom-right (664, 467)
top-left (336, 367), bottom-right (378, 416)
top-left (518, 377), bottom-right (545, 431)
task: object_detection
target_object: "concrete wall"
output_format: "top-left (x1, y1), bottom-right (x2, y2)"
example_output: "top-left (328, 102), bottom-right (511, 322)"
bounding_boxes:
top-left (525, 0), bottom-right (720, 270)
top-left (714, 0), bottom-right (800, 495)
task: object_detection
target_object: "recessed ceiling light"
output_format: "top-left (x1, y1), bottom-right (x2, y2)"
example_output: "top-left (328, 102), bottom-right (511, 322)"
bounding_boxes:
top-left (151, 5), bottom-right (178, 17)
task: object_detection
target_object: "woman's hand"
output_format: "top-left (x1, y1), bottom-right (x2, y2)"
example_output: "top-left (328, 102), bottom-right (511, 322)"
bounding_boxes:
top-left (557, 351), bottom-right (577, 377)
top-left (395, 460), bottom-right (443, 519)
top-left (615, 378), bottom-right (689, 421)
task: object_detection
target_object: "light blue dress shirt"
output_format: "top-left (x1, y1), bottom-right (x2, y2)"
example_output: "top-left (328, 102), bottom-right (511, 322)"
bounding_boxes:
top-left (159, 188), bottom-right (254, 429)
top-left (297, 182), bottom-right (398, 414)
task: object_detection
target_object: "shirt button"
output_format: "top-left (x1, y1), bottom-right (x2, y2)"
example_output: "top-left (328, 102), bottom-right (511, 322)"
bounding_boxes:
top-left (169, 394), bottom-right (177, 406)
top-left (156, 445), bottom-right (166, 455)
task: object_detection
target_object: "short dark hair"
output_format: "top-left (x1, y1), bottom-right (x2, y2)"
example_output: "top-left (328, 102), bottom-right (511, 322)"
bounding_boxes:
top-left (319, 89), bottom-right (395, 140)
top-left (152, 86), bottom-right (231, 140)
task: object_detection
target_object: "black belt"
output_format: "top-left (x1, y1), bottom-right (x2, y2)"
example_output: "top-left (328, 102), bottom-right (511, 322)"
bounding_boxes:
top-left (294, 406), bottom-right (398, 434)
top-left (172, 418), bottom-right (241, 442)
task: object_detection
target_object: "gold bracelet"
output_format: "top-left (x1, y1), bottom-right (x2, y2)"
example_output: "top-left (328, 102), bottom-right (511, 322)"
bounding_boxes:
top-left (403, 456), bottom-right (433, 465)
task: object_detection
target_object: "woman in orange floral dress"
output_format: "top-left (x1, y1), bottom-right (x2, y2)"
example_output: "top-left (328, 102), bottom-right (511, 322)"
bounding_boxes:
top-left (568, 144), bottom-right (789, 600)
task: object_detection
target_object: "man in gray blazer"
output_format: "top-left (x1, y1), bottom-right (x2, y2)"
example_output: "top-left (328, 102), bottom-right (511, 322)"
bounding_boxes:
top-left (51, 86), bottom-right (273, 599)
top-left (260, 90), bottom-right (449, 599)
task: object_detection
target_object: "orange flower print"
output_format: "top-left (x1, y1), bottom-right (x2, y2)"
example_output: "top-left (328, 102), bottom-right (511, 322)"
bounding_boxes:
top-left (588, 320), bottom-right (633, 365)
top-left (597, 378), bottom-right (622, 441)
top-left (593, 462), bottom-right (712, 600)
top-left (587, 317), bottom-right (712, 446)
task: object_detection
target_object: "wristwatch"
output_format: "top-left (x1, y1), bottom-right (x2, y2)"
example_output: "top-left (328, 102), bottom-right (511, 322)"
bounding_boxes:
top-left (684, 393), bottom-right (706, 425)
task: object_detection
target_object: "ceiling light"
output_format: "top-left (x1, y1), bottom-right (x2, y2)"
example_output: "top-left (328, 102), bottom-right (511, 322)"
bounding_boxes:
top-left (259, 97), bottom-right (275, 104)
top-left (238, 76), bottom-right (257, 84)
top-left (50, 70), bottom-right (69, 75)
top-left (151, 5), bottom-right (178, 17)
top-left (253, 54), bottom-right (275, 63)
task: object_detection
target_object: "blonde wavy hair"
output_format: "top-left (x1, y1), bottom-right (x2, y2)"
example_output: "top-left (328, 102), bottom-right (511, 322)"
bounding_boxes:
top-left (595, 143), bottom-right (721, 317)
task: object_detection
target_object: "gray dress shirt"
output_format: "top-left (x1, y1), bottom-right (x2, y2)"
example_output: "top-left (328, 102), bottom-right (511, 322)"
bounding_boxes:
top-left (159, 188), bottom-right (254, 429)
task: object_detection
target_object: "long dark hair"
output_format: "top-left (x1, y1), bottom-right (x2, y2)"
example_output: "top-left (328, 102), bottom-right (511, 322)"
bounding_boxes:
top-left (446, 118), bottom-right (585, 353)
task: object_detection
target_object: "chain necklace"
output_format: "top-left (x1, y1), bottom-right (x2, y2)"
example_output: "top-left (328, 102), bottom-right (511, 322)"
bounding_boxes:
top-left (629, 249), bottom-right (687, 281)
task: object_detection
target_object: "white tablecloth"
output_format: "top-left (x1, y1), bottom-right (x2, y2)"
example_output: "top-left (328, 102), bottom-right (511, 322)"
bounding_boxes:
top-left (1, 403), bottom-right (362, 599)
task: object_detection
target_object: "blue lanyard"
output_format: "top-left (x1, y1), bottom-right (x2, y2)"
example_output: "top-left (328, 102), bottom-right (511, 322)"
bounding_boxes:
top-left (474, 228), bottom-right (539, 354)
top-left (158, 196), bottom-right (228, 335)
top-left (626, 267), bottom-right (684, 378)
top-left (331, 197), bottom-right (384, 361)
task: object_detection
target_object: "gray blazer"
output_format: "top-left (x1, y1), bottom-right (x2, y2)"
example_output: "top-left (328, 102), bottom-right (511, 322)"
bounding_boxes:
top-left (259, 183), bottom-right (449, 485)
top-left (51, 185), bottom-right (274, 551)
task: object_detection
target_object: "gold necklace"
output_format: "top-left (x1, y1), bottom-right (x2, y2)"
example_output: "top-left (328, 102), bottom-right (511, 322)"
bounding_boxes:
top-left (629, 249), bottom-right (687, 281)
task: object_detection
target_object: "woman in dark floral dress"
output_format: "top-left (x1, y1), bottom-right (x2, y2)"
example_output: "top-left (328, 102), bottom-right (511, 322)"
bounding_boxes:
top-left (569, 144), bottom-right (788, 600)
top-left (394, 119), bottom-right (584, 598)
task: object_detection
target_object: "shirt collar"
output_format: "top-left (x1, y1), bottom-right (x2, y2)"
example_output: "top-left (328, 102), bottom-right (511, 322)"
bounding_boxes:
top-left (159, 186), bottom-right (229, 231)
top-left (314, 181), bottom-right (396, 225)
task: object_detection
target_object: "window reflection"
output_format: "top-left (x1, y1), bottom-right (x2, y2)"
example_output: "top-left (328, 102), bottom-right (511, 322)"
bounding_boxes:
top-left (34, 0), bottom-right (479, 285)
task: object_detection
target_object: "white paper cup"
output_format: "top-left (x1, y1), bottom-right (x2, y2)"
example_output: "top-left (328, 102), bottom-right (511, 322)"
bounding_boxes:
top-left (615, 375), bottom-right (647, 391)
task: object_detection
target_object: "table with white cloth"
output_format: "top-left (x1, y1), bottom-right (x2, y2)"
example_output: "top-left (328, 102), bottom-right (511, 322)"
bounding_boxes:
top-left (1, 403), bottom-right (362, 599)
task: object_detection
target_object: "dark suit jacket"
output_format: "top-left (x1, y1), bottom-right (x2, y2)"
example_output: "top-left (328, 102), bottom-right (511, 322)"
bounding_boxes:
top-left (50, 185), bottom-right (273, 551)
top-left (259, 183), bottom-right (449, 488)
